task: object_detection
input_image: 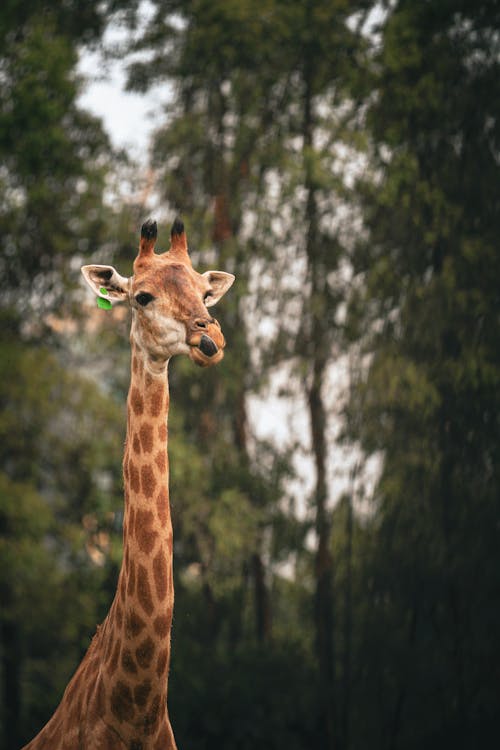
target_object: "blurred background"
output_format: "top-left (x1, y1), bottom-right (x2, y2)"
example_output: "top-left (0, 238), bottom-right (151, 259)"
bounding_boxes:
top-left (1, 1), bottom-right (499, 748)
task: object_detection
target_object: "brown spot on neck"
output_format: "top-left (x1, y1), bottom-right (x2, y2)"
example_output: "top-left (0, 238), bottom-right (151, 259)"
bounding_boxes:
top-left (143, 693), bottom-right (162, 735)
top-left (133, 433), bottom-right (141, 455)
top-left (126, 611), bottom-right (146, 639)
top-left (129, 460), bottom-right (140, 493)
top-left (139, 422), bottom-right (154, 453)
top-left (136, 637), bottom-right (155, 669)
top-left (110, 680), bottom-right (135, 722)
top-left (156, 486), bottom-right (170, 526)
top-left (155, 449), bottom-right (167, 473)
top-left (130, 387), bottom-right (144, 416)
top-left (141, 464), bottom-right (156, 497)
top-left (134, 680), bottom-right (152, 708)
top-left (156, 648), bottom-right (169, 678)
top-left (152, 549), bottom-right (169, 601)
top-left (148, 384), bottom-right (165, 418)
top-left (153, 614), bottom-right (171, 638)
top-left (135, 508), bottom-right (158, 554)
top-left (136, 564), bottom-right (154, 616)
top-left (121, 648), bottom-right (138, 675)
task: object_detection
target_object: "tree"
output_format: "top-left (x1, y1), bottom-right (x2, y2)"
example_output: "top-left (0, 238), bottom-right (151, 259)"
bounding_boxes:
top-left (0, 1), bottom-right (138, 317)
top-left (124, 0), bottom-right (299, 651)
top-left (123, 3), bottom-right (375, 749)
top-left (346, 1), bottom-right (500, 746)
top-left (0, 331), bottom-right (125, 748)
top-left (0, 3), bottom-right (143, 745)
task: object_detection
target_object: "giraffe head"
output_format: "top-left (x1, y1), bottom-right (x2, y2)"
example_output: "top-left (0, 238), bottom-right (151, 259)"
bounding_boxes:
top-left (81, 218), bottom-right (234, 372)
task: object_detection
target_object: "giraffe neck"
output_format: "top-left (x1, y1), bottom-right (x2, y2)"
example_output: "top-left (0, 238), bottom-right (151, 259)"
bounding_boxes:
top-left (101, 338), bottom-right (175, 737)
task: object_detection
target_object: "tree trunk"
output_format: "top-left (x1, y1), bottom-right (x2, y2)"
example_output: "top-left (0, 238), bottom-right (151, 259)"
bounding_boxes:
top-left (0, 585), bottom-right (22, 750)
top-left (212, 161), bottom-right (273, 646)
top-left (251, 552), bottom-right (272, 643)
top-left (310, 365), bottom-right (335, 750)
top-left (303, 47), bottom-right (336, 749)
top-left (342, 489), bottom-right (353, 750)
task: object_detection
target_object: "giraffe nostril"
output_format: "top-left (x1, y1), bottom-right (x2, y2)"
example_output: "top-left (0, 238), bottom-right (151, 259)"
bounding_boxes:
top-left (194, 318), bottom-right (208, 329)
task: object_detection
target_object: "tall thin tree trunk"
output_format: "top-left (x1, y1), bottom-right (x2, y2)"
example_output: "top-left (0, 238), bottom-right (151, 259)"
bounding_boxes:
top-left (0, 585), bottom-right (22, 750)
top-left (212, 147), bottom-right (273, 646)
top-left (309, 360), bottom-right (335, 750)
top-left (251, 552), bottom-right (272, 643)
top-left (342, 488), bottom-right (353, 750)
top-left (303, 44), bottom-right (336, 748)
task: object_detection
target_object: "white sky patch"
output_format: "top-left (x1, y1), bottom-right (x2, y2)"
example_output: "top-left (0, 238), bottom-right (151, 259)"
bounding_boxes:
top-left (77, 8), bottom-right (171, 159)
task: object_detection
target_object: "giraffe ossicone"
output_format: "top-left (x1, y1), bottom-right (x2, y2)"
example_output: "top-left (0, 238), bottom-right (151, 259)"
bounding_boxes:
top-left (22, 218), bottom-right (234, 750)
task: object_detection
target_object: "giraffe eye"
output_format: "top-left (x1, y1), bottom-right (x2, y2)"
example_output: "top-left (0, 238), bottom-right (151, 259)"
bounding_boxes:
top-left (135, 292), bottom-right (155, 307)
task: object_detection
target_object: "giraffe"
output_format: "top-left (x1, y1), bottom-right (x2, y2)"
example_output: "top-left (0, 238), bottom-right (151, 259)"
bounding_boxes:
top-left (22, 218), bottom-right (234, 750)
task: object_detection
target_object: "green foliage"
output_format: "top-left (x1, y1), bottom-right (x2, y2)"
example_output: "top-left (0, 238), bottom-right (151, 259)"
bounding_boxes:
top-left (168, 402), bottom-right (261, 595)
top-left (0, 2), bottom-right (131, 740)
top-left (125, 3), bottom-right (370, 749)
top-left (345, 1), bottom-right (500, 746)
top-left (2, 1), bottom-right (500, 750)
top-left (170, 641), bottom-right (320, 750)
top-left (0, 332), bottom-right (124, 746)
top-left (0, 8), bottom-right (119, 317)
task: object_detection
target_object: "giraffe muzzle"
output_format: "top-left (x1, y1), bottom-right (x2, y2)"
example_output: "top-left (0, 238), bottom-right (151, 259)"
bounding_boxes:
top-left (189, 321), bottom-right (226, 367)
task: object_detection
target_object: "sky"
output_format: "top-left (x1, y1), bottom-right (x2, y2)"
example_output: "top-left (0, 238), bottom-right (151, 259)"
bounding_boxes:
top-left (77, 18), bottom-right (168, 159)
top-left (78, 56), bottom-right (151, 157)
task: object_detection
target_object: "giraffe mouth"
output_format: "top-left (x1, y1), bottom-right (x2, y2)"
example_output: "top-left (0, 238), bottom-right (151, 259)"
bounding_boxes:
top-left (188, 319), bottom-right (226, 367)
top-left (189, 332), bottom-right (225, 368)
top-left (199, 334), bottom-right (218, 357)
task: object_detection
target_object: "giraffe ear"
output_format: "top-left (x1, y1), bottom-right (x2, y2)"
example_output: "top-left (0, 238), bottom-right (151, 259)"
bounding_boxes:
top-left (81, 264), bottom-right (131, 303)
top-left (202, 271), bottom-right (235, 307)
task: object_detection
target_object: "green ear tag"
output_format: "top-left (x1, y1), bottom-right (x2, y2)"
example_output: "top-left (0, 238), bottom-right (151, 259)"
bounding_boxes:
top-left (99, 287), bottom-right (109, 296)
top-left (97, 296), bottom-right (112, 310)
